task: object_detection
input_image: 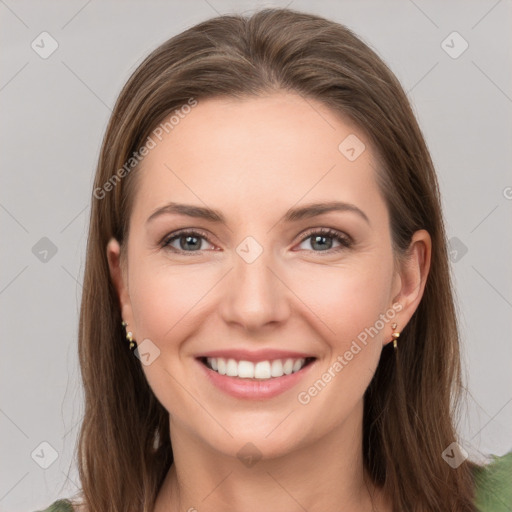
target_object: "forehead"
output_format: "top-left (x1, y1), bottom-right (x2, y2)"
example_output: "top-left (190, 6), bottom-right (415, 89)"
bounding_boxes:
top-left (130, 93), bottom-right (385, 225)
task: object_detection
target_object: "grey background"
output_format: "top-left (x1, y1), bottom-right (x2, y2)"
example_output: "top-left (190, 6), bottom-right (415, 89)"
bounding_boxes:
top-left (1, 0), bottom-right (511, 510)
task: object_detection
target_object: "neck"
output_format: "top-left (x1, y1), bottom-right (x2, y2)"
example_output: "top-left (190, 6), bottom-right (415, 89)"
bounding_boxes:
top-left (153, 400), bottom-right (389, 512)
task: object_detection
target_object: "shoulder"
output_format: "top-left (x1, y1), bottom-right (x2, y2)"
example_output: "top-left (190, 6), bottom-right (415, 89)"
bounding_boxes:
top-left (472, 450), bottom-right (512, 511)
top-left (35, 499), bottom-right (75, 512)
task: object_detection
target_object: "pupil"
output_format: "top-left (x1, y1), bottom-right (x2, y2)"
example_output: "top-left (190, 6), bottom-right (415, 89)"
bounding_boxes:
top-left (181, 235), bottom-right (201, 251)
top-left (312, 235), bottom-right (332, 251)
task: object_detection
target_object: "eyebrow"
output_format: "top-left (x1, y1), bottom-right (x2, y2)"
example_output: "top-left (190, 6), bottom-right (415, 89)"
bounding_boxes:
top-left (146, 200), bottom-right (370, 226)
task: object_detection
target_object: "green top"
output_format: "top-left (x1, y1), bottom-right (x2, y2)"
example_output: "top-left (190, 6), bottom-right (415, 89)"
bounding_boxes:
top-left (36, 451), bottom-right (512, 512)
top-left (36, 501), bottom-right (75, 512)
top-left (472, 451), bottom-right (512, 511)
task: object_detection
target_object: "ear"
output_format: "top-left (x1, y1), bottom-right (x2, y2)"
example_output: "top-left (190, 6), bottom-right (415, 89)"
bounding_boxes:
top-left (386, 229), bottom-right (432, 346)
top-left (106, 237), bottom-right (135, 333)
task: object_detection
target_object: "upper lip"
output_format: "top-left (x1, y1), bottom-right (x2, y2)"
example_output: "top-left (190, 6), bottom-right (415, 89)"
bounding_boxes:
top-left (196, 349), bottom-right (316, 363)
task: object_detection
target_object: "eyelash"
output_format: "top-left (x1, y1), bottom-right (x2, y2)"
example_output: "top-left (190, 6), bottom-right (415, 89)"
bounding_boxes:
top-left (160, 227), bottom-right (353, 255)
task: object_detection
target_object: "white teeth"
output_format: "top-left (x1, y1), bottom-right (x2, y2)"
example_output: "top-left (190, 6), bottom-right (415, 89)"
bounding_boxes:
top-left (292, 359), bottom-right (303, 372)
top-left (226, 358), bottom-right (238, 377)
top-left (217, 358), bottom-right (226, 375)
top-left (254, 361), bottom-right (271, 379)
top-left (270, 359), bottom-right (283, 377)
top-left (283, 358), bottom-right (294, 375)
top-left (238, 360), bottom-right (254, 378)
top-left (204, 357), bottom-right (308, 379)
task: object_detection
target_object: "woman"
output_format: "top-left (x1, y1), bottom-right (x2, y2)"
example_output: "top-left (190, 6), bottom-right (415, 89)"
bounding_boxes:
top-left (38, 7), bottom-right (511, 512)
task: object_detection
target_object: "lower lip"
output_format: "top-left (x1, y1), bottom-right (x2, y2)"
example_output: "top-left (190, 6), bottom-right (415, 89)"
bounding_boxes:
top-left (196, 358), bottom-right (316, 400)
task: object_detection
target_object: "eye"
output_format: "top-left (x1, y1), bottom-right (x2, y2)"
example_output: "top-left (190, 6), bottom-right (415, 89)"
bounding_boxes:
top-left (161, 227), bottom-right (353, 255)
top-left (161, 229), bottom-right (215, 253)
top-left (296, 228), bottom-right (352, 253)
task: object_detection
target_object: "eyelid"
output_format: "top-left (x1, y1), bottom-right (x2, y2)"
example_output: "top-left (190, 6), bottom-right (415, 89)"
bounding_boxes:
top-left (298, 226), bottom-right (351, 242)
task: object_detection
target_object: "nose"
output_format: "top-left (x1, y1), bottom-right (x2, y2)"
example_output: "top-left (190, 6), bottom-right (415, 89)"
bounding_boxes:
top-left (218, 247), bottom-right (290, 332)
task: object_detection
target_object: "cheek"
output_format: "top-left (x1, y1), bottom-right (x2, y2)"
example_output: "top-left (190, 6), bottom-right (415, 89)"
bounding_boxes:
top-left (127, 262), bottom-right (213, 414)
top-left (293, 259), bottom-right (393, 347)
top-left (128, 259), bottom-right (214, 343)
top-left (291, 267), bottom-right (393, 430)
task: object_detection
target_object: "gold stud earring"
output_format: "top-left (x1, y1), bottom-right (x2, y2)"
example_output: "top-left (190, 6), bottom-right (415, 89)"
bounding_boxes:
top-left (390, 322), bottom-right (400, 350)
top-left (121, 320), bottom-right (136, 351)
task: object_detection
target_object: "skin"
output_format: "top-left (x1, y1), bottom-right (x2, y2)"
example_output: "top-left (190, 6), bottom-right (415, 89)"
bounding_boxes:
top-left (107, 92), bottom-right (431, 512)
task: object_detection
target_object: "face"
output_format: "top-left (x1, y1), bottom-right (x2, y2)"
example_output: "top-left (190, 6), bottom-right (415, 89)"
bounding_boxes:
top-left (107, 93), bottom-right (424, 461)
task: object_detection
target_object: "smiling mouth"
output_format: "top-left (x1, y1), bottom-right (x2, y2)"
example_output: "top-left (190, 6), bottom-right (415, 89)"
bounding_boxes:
top-left (198, 356), bottom-right (316, 380)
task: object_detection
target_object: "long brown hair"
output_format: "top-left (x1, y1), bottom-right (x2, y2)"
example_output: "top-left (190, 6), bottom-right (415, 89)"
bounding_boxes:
top-left (70, 8), bottom-right (479, 511)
